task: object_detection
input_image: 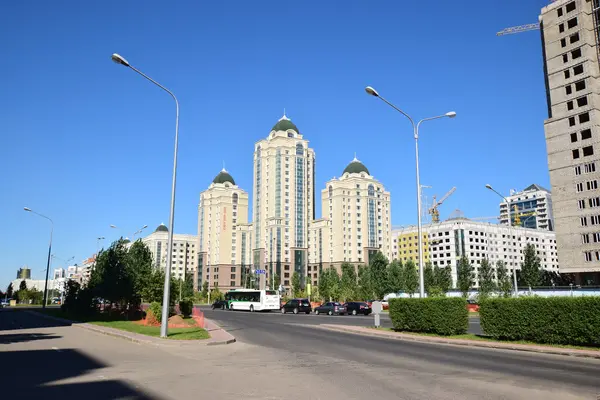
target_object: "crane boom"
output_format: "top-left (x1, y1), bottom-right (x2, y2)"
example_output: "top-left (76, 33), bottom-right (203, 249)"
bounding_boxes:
top-left (428, 187), bottom-right (457, 223)
top-left (496, 23), bottom-right (539, 36)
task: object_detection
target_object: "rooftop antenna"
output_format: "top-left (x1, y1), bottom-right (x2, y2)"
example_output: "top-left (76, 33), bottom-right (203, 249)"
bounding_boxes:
top-left (222, 160), bottom-right (226, 171)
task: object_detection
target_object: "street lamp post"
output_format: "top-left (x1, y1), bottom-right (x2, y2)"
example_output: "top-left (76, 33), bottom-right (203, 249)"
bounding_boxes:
top-left (132, 224), bottom-right (148, 241)
top-left (365, 86), bottom-right (456, 298)
top-left (112, 53), bottom-right (180, 338)
top-left (24, 207), bottom-right (53, 308)
top-left (485, 184), bottom-right (519, 297)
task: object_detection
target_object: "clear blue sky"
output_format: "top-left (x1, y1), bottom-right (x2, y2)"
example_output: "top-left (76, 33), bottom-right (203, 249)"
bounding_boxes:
top-left (0, 0), bottom-right (551, 289)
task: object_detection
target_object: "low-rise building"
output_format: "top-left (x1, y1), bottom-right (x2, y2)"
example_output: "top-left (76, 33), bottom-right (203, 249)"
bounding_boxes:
top-left (391, 217), bottom-right (559, 287)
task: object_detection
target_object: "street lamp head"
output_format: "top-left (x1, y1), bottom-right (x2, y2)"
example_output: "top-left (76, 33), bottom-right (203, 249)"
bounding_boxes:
top-left (110, 224), bottom-right (117, 228)
top-left (111, 53), bottom-right (130, 67)
top-left (365, 86), bottom-right (379, 97)
top-left (24, 207), bottom-right (32, 212)
top-left (142, 225), bottom-right (148, 229)
top-left (485, 184), bottom-right (493, 190)
top-left (445, 111), bottom-right (457, 118)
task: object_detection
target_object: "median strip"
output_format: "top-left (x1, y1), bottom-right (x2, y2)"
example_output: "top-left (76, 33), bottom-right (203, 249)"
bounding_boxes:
top-left (316, 324), bottom-right (600, 359)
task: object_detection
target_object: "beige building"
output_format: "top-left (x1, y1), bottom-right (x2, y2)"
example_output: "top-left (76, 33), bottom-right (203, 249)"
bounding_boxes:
top-left (252, 114), bottom-right (316, 289)
top-left (197, 169), bottom-right (250, 291)
top-left (540, 0), bottom-right (600, 283)
top-left (307, 157), bottom-right (392, 284)
top-left (141, 224), bottom-right (197, 281)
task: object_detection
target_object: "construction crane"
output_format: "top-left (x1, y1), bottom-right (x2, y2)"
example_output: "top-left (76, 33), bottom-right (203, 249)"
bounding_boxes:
top-left (512, 206), bottom-right (536, 226)
top-left (428, 187), bottom-right (456, 223)
top-left (496, 0), bottom-right (559, 36)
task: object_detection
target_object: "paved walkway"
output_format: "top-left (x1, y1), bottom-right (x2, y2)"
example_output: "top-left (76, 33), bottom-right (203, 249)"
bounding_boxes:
top-left (318, 324), bottom-right (600, 359)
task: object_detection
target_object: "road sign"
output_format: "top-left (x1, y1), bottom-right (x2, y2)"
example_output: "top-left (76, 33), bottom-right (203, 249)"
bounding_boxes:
top-left (255, 269), bottom-right (266, 274)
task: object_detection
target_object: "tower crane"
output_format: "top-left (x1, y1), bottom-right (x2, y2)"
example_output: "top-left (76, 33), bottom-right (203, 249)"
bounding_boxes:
top-left (428, 187), bottom-right (456, 223)
top-left (496, 0), bottom-right (559, 36)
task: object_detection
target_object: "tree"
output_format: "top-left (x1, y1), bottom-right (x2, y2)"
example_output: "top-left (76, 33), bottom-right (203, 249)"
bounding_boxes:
top-left (127, 239), bottom-right (154, 303)
top-left (291, 272), bottom-right (302, 298)
top-left (423, 262), bottom-right (436, 295)
top-left (456, 255), bottom-right (474, 297)
top-left (435, 266), bottom-right (452, 294)
top-left (369, 252), bottom-right (389, 299)
top-left (356, 265), bottom-right (373, 300)
top-left (403, 260), bottom-right (419, 297)
top-left (387, 259), bottom-right (404, 294)
top-left (326, 268), bottom-right (341, 301)
top-left (477, 258), bottom-right (496, 299)
top-left (318, 268), bottom-right (331, 301)
top-left (495, 261), bottom-right (512, 298)
top-left (19, 280), bottom-right (27, 292)
top-left (200, 281), bottom-right (209, 300)
top-left (339, 263), bottom-right (357, 301)
top-left (521, 243), bottom-right (542, 288)
top-left (273, 273), bottom-right (281, 290)
top-left (89, 239), bottom-right (135, 308)
top-left (6, 283), bottom-right (13, 299)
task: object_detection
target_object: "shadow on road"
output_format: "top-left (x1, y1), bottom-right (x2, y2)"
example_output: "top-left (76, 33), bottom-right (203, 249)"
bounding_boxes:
top-left (0, 308), bottom-right (72, 331)
top-left (0, 332), bottom-right (62, 344)
top-left (3, 348), bottom-right (165, 399)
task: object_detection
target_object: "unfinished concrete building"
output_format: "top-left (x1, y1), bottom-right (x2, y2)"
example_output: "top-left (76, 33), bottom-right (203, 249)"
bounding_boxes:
top-left (541, 0), bottom-right (600, 283)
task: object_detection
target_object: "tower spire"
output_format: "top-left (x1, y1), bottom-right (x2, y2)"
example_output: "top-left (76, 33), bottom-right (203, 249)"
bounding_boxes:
top-left (222, 160), bottom-right (226, 172)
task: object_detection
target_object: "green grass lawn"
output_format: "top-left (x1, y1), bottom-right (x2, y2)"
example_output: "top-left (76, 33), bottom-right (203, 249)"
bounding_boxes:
top-left (371, 327), bottom-right (600, 352)
top-left (36, 308), bottom-right (209, 340)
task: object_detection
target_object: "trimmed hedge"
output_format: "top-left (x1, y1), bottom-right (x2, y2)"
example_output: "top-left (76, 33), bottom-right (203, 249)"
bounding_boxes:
top-left (479, 297), bottom-right (600, 346)
top-left (147, 301), bottom-right (162, 324)
top-left (389, 297), bottom-right (468, 336)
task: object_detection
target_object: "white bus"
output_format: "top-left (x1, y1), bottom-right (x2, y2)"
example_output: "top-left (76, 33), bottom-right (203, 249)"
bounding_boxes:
top-left (225, 289), bottom-right (281, 312)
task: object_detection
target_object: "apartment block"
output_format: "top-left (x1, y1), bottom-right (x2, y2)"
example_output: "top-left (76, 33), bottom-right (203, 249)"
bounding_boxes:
top-left (141, 224), bottom-right (197, 281)
top-left (197, 169), bottom-right (250, 291)
top-left (498, 184), bottom-right (554, 230)
top-left (392, 217), bottom-right (559, 287)
top-left (540, 0), bottom-right (600, 282)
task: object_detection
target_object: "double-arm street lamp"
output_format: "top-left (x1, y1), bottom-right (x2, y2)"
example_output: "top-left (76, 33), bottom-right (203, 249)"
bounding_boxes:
top-left (111, 53), bottom-right (180, 338)
top-left (24, 207), bottom-right (53, 308)
top-left (365, 86), bottom-right (456, 298)
top-left (485, 184), bottom-right (519, 296)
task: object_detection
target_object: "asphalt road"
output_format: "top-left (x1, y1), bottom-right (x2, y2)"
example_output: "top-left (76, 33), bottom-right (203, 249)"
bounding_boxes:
top-left (2, 307), bottom-right (599, 399)
top-left (203, 307), bottom-right (483, 335)
top-left (204, 307), bottom-right (600, 399)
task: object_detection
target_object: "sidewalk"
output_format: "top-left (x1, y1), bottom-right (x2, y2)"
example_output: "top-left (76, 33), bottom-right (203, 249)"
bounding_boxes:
top-left (28, 310), bottom-right (236, 347)
top-left (317, 324), bottom-right (600, 360)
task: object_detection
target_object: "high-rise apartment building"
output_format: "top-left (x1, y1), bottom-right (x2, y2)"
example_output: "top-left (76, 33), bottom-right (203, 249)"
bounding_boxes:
top-left (306, 157), bottom-right (392, 282)
top-left (540, 0), bottom-right (600, 283)
top-left (252, 114), bottom-right (316, 289)
top-left (141, 224), bottom-right (197, 281)
top-left (497, 184), bottom-right (554, 231)
top-left (197, 169), bottom-right (250, 291)
top-left (392, 218), bottom-right (559, 287)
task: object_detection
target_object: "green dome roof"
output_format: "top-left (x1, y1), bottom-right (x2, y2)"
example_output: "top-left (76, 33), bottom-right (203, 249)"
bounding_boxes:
top-left (155, 223), bottom-right (168, 233)
top-left (271, 114), bottom-right (299, 133)
top-left (343, 157), bottom-right (370, 175)
top-left (212, 169), bottom-right (235, 185)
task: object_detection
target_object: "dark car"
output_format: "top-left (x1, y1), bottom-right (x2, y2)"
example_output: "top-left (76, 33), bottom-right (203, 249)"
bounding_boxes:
top-left (281, 298), bottom-right (312, 314)
top-left (344, 301), bottom-right (371, 316)
top-left (211, 299), bottom-right (229, 310)
top-left (314, 302), bottom-right (346, 316)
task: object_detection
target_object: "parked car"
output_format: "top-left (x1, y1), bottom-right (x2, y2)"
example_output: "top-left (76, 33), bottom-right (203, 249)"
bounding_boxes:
top-left (344, 301), bottom-right (371, 316)
top-left (281, 298), bottom-right (312, 314)
top-left (211, 299), bottom-right (229, 310)
top-left (314, 302), bottom-right (346, 315)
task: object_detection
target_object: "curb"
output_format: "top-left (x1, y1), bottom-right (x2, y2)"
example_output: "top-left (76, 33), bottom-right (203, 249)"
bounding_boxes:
top-left (27, 311), bottom-right (236, 347)
top-left (316, 324), bottom-right (600, 360)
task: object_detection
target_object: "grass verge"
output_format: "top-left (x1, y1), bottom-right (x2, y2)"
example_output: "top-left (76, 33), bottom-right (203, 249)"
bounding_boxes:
top-left (369, 327), bottom-right (600, 352)
top-left (36, 308), bottom-right (209, 340)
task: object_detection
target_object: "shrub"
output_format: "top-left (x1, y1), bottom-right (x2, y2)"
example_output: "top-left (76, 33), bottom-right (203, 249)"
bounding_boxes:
top-left (179, 298), bottom-right (193, 317)
top-left (147, 301), bottom-right (162, 324)
top-left (480, 297), bottom-right (600, 346)
top-left (389, 297), bottom-right (468, 336)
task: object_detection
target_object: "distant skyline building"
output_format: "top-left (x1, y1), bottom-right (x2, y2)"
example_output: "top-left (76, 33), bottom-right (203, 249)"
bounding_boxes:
top-left (141, 224), bottom-right (197, 281)
top-left (197, 169), bottom-right (251, 292)
top-left (252, 114), bottom-right (316, 289)
top-left (498, 184), bottom-right (554, 231)
top-left (540, 0), bottom-right (600, 283)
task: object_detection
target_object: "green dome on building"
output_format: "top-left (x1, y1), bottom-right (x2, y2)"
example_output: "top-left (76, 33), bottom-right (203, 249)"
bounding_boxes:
top-left (343, 156), bottom-right (370, 175)
top-left (271, 113), bottom-right (299, 134)
top-left (212, 169), bottom-right (235, 185)
top-left (155, 223), bottom-right (168, 233)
